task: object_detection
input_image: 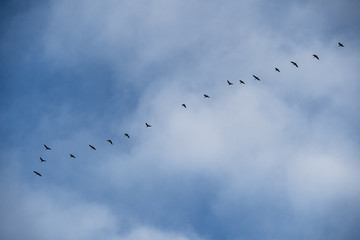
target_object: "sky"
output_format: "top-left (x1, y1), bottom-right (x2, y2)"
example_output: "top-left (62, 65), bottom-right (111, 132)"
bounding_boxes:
top-left (1, 0), bottom-right (360, 239)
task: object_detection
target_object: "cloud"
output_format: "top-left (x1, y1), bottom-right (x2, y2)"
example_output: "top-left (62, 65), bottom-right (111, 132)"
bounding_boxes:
top-left (1, 0), bottom-right (360, 239)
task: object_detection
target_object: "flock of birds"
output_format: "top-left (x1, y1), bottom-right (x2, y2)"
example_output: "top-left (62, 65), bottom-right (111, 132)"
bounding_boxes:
top-left (33, 42), bottom-right (345, 177)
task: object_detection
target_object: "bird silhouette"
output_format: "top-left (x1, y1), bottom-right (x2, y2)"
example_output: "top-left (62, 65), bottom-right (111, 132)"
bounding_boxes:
top-left (338, 42), bottom-right (344, 47)
top-left (70, 154), bottom-right (76, 158)
top-left (107, 139), bottom-right (113, 145)
top-left (124, 133), bottom-right (130, 138)
top-left (145, 123), bottom-right (152, 127)
top-left (253, 75), bottom-right (260, 81)
top-left (33, 171), bottom-right (42, 176)
top-left (204, 94), bottom-right (210, 98)
top-left (239, 80), bottom-right (245, 84)
top-left (290, 61), bottom-right (298, 68)
top-left (227, 80), bottom-right (233, 85)
top-left (44, 144), bottom-right (51, 150)
top-left (182, 104), bottom-right (187, 108)
top-left (40, 157), bottom-right (46, 162)
top-left (89, 144), bottom-right (96, 150)
top-left (275, 68), bottom-right (280, 72)
top-left (313, 54), bottom-right (319, 60)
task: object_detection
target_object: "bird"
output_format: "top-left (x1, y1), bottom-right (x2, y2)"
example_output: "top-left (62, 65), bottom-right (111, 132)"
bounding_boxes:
top-left (182, 104), bottom-right (187, 108)
top-left (290, 61), bottom-right (298, 68)
top-left (33, 171), bottom-right (42, 176)
top-left (40, 157), bottom-right (46, 162)
top-left (253, 75), bottom-right (260, 81)
top-left (275, 68), bottom-right (280, 72)
top-left (145, 122), bottom-right (152, 128)
top-left (313, 54), bottom-right (319, 60)
top-left (204, 94), bottom-right (210, 98)
top-left (70, 154), bottom-right (76, 158)
top-left (107, 139), bottom-right (113, 145)
top-left (227, 80), bottom-right (233, 85)
top-left (44, 144), bottom-right (51, 150)
top-left (239, 80), bottom-right (245, 84)
top-left (124, 133), bottom-right (130, 138)
top-left (89, 144), bottom-right (96, 150)
top-left (338, 42), bottom-right (344, 47)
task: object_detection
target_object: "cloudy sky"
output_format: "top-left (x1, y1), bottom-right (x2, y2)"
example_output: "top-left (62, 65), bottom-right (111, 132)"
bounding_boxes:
top-left (1, 0), bottom-right (360, 239)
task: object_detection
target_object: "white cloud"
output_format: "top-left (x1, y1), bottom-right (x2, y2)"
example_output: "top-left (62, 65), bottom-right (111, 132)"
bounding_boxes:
top-left (2, 0), bottom-right (360, 239)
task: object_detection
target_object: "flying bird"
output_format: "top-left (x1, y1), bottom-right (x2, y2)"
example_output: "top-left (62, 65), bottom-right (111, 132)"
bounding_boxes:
top-left (33, 171), bottom-right (42, 176)
top-left (227, 80), bottom-right (233, 85)
top-left (290, 61), bottom-right (298, 68)
top-left (40, 157), bottom-right (46, 162)
top-left (70, 154), bottom-right (76, 158)
top-left (239, 80), bottom-right (245, 84)
top-left (145, 122), bottom-right (152, 128)
top-left (44, 144), bottom-right (51, 150)
top-left (182, 104), bottom-right (187, 108)
top-left (89, 144), bottom-right (96, 150)
top-left (124, 133), bottom-right (130, 139)
top-left (203, 94), bottom-right (210, 98)
top-left (253, 75), bottom-right (260, 81)
top-left (275, 68), bottom-right (280, 72)
top-left (313, 54), bottom-right (319, 60)
top-left (338, 42), bottom-right (344, 47)
top-left (107, 139), bottom-right (113, 145)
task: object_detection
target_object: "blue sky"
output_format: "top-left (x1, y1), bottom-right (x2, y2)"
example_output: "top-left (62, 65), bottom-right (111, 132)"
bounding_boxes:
top-left (1, 0), bottom-right (360, 239)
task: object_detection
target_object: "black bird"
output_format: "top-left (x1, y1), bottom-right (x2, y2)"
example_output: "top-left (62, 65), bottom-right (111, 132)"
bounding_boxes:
top-left (89, 144), bottom-right (96, 150)
top-left (253, 75), bottom-right (260, 81)
top-left (239, 80), bottom-right (245, 84)
top-left (70, 154), bottom-right (76, 158)
top-left (124, 133), bottom-right (130, 139)
top-left (33, 171), bottom-right (42, 176)
top-left (107, 139), bottom-right (113, 145)
top-left (227, 80), bottom-right (233, 85)
top-left (40, 157), bottom-right (46, 162)
top-left (145, 123), bottom-right (152, 128)
top-left (290, 61), bottom-right (298, 68)
top-left (313, 54), bottom-right (319, 60)
top-left (182, 104), bottom-right (187, 108)
top-left (338, 42), bottom-right (344, 47)
top-left (275, 68), bottom-right (280, 72)
top-left (44, 144), bottom-right (51, 150)
top-left (204, 94), bottom-right (210, 98)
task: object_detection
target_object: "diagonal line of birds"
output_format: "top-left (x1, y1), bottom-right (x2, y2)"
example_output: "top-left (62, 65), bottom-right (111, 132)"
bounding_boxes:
top-left (34, 42), bottom-right (345, 176)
